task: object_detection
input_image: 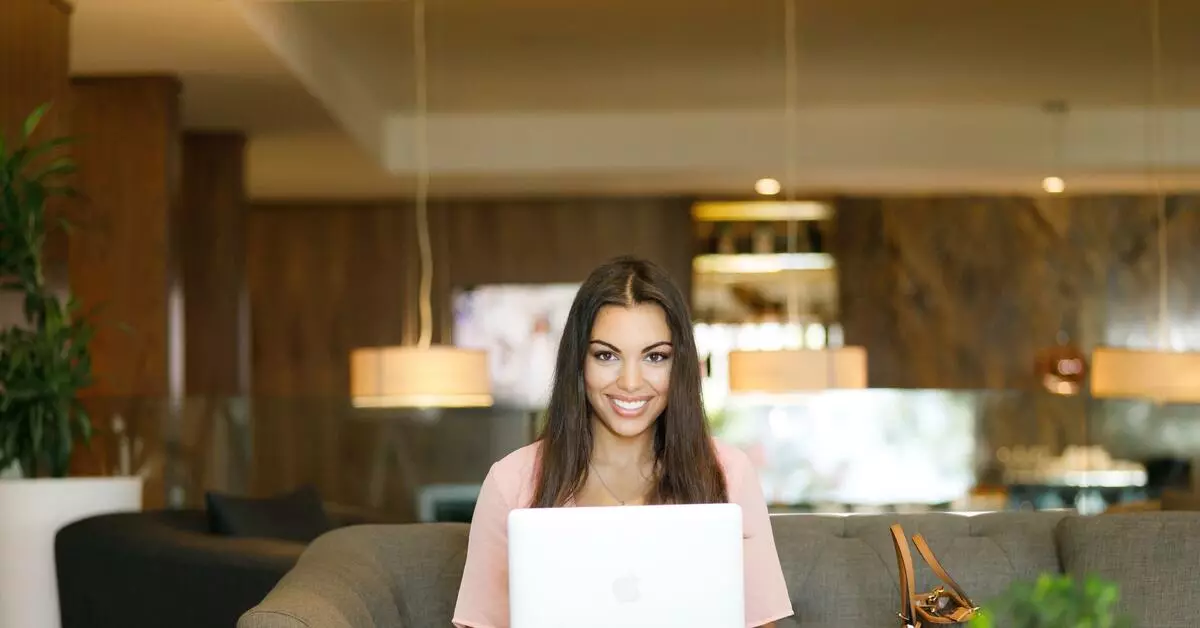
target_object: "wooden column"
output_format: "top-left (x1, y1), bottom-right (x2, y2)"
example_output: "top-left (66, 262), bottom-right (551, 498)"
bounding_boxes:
top-left (69, 76), bottom-right (182, 505)
top-left (0, 0), bottom-right (71, 140)
top-left (0, 0), bottom-right (72, 289)
top-left (181, 132), bottom-right (250, 397)
top-left (69, 76), bottom-right (183, 398)
top-left (180, 132), bottom-right (251, 497)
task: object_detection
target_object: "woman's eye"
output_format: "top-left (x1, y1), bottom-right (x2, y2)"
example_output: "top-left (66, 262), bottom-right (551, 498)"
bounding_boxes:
top-left (593, 351), bottom-right (616, 362)
top-left (645, 352), bottom-right (671, 364)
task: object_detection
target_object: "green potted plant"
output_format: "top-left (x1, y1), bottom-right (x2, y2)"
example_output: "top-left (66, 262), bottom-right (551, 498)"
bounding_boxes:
top-left (0, 104), bottom-right (143, 628)
top-left (970, 573), bottom-right (1130, 628)
top-left (0, 103), bottom-right (91, 478)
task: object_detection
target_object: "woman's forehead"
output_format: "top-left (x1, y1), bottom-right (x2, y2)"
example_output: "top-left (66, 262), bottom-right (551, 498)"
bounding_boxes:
top-left (590, 304), bottom-right (671, 345)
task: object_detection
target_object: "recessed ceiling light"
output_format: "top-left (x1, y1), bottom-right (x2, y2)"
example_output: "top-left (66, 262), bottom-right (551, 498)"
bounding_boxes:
top-left (1042, 176), bottom-right (1065, 194)
top-left (755, 178), bottom-right (781, 196)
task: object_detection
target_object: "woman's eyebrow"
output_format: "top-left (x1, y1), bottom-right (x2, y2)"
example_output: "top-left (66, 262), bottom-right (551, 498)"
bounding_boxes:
top-left (587, 340), bottom-right (672, 353)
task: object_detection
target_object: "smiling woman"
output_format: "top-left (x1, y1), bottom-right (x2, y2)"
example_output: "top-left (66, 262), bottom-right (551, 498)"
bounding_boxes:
top-left (451, 256), bottom-right (794, 628)
top-left (535, 256), bottom-right (724, 509)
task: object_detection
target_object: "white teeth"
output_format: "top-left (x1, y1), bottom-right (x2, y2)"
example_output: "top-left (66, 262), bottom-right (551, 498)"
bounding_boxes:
top-left (612, 399), bottom-right (647, 411)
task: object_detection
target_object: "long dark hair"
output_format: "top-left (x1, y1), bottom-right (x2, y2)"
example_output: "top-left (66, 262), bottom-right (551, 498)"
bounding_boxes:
top-left (531, 256), bottom-right (728, 507)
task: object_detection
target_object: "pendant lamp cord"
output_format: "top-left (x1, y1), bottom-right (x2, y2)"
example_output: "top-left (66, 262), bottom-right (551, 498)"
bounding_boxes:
top-left (781, 0), bottom-right (833, 386)
top-left (413, 0), bottom-right (434, 349)
top-left (1149, 0), bottom-right (1168, 351)
top-left (783, 0), bottom-right (798, 325)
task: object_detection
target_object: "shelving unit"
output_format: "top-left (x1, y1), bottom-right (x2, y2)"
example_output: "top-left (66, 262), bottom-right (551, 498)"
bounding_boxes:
top-left (690, 200), bottom-right (850, 408)
top-left (690, 200), bottom-right (840, 326)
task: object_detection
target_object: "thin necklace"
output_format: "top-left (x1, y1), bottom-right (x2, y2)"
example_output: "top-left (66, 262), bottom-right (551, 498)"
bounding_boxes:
top-left (588, 461), bottom-right (652, 506)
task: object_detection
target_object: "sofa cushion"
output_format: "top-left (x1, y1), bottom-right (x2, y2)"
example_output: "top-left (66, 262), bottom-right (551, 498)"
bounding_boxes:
top-left (206, 485), bottom-right (334, 543)
top-left (769, 511), bottom-right (1067, 626)
top-left (1057, 512), bottom-right (1200, 628)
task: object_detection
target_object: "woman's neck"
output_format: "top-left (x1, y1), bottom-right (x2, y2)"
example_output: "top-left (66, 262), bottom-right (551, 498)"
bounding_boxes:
top-left (589, 416), bottom-right (655, 469)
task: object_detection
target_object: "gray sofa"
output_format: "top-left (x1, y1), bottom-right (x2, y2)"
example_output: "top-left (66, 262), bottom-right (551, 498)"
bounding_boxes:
top-left (240, 511), bottom-right (1199, 627)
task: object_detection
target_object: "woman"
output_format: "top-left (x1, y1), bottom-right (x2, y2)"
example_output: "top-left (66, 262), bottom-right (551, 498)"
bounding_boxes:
top-left (452, 256), bottom-right (793, 628)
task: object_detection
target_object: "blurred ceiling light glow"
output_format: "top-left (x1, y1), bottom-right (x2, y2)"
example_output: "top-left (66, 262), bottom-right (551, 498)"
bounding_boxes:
top-left (755, 177), bottom-right (782, 196)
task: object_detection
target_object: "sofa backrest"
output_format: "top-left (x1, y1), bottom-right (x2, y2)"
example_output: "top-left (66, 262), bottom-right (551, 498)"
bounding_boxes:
top-left (259, 511), bottom-right (1200, 628)
top-left (770, 511), bottom-right (1067, 625)
top-left (1056, 512), bottom-right (1200, 628)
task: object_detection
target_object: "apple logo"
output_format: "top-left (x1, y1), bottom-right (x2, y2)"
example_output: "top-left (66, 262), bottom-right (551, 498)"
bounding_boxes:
top-left (611, 574), bottom-right (641, 604)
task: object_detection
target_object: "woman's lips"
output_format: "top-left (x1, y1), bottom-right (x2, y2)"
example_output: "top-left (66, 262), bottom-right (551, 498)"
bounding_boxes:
top-left (608, 395), bottom-right (651, 418)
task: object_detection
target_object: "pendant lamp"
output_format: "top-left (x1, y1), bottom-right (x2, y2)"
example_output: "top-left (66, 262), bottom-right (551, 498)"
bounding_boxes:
top-left (1089, 0), bottom-right (1200, 404)
top-left (1035, 332), bottom-right (1088, 396)
top-left (727, 0), bottom-right (867, 394)
top-left (729, 345), bottom-right (867, 393)
top-left (350, 0), bottom-right (491, 409)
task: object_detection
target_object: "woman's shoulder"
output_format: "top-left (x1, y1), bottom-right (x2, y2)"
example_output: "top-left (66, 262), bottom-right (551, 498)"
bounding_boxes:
top-left (483, 441), bottom-right (541, 507)
top-left (492, 441), bottom-right (541, 478)
top-left (710, 438), bottom-right (760, 498)
top-left (711, 437), bottom-right (752, 470)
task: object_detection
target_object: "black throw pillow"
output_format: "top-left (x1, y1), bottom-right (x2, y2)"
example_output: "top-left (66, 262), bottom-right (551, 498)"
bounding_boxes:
top-left (205, 485), bottom-right (334, 544)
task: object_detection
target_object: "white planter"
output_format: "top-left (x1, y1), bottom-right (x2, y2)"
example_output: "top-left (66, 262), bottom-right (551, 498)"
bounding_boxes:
top-left (0, 476), bottom-right (143, 628)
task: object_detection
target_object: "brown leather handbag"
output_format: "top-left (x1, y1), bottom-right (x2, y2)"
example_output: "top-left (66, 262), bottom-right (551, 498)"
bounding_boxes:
top-left (889, 524), bottom-right (980, 627)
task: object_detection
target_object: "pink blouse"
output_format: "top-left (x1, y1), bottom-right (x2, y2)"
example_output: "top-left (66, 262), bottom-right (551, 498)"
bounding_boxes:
top-left (451, 439), bottom-right (794, 628)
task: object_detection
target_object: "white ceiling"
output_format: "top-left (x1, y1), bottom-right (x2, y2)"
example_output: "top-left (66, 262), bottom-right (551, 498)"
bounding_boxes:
top-left (68, 0), bottom-right (1200, 199)
top-left (70, 0), bottom-right (335, 132)
top-left (294, 0), bottom-right (1200, 111)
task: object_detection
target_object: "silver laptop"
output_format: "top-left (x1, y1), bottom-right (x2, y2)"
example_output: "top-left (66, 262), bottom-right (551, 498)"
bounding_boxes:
top-left (507, 503), bottom-right (745, 628)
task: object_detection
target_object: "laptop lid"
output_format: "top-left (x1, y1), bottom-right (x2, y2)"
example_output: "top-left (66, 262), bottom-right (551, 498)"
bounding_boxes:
top-left (507, 503), bottom-right (745, 628)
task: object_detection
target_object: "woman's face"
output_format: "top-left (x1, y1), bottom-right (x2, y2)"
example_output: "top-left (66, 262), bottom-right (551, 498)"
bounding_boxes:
top-left (585, 303), bottom-right (673, 440)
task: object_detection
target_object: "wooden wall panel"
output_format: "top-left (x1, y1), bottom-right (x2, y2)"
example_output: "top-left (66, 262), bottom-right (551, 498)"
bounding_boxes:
top-left (0, 0), bottom-right (70, 142)
top-left (0, 0), bottom-right (72, 285)
top-left (833, 194), bottom-right (1200, 390)
top-left (181, 132), bottom-right (249, 396)
top-left (65, 77), bottom-right (181, 505)
top-left (247, 204), bottom-right (414, 397)
top-left (69, 76), bottom-right (182, 397)
top-left (247, 197), bottom-right (693, 397)
top-left (827, 194), bottom-right (1200, 455)
top-left (244, 197), bottom-right (691, 502)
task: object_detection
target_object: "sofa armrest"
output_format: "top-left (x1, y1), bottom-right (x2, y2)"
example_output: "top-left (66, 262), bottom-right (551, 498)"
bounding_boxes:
top-left (240, 527), bottom-right (403, 628)
top-left (240, 523), bottom-right (470, 628)
top-left (56, 512), bottom-right (306, 628)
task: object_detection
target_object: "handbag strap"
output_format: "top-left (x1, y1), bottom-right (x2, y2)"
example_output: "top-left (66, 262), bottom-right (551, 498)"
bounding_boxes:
top-left (911, 533), bottom-right (976, 609)
top-left (889, 524), bottom-right (917, 626)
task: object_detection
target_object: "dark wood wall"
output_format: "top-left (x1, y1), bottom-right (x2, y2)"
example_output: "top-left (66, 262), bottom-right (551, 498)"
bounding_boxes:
top-left (244, 197), bottom-right (692, 510)
top-left (247, 197), bottom-right (694, 397)
top-left (181, 132), bottom-right (250, 397)
top-left (1, 0), bottom-right (71, 281)
top-left (248, 192), bottom-right (1200, 397)
top-left (70, 77), bottom-right (182, 397)
top-left (0, 0), bottom-right (70, 144)
top-left (236, 189), bottom-right (1200, 500)
top-left (832, 194), bottom-right (1200, 390)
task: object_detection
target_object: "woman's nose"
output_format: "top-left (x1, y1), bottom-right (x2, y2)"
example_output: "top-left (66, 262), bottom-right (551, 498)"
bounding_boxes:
top-left (617, 361), bottom-right (643, 391)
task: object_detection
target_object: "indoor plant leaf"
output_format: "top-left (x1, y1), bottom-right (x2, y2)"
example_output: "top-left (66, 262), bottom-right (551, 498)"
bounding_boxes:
top-left (21, 103), bottom-right (50, 141)
top-left (970, 573), bottom-right (1130, 628)
top-left (0, 104), bottom-right (94, 479)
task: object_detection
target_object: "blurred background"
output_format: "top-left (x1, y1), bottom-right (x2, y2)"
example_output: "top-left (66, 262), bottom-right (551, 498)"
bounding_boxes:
top-left (9, 0), bottom-right (1200, 525)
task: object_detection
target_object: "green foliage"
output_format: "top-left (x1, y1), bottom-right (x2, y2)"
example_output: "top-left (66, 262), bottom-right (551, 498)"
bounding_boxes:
top-left (0, 104), bottom-right (93, 479)
top-left (970, 573), bottom-right (1130, 628)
